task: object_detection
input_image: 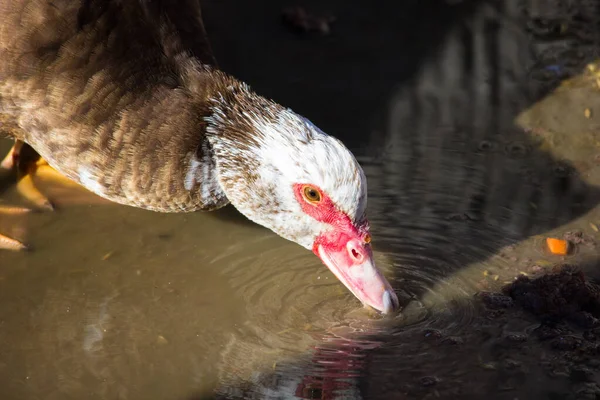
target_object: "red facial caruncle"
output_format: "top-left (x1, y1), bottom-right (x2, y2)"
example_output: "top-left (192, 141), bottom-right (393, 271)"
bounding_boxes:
top-left (292, 183), bottom-right (399, 313)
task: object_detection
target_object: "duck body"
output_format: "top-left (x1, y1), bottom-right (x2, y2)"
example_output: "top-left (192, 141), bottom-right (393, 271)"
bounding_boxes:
top-left (1, 0), bottom-right (231, 212)
top-left (0, 0), bottom-right (400, 313)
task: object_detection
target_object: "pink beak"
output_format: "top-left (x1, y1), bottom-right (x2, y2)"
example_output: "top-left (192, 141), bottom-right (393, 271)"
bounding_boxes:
top-left (314, 235), bottom-right (399, 314)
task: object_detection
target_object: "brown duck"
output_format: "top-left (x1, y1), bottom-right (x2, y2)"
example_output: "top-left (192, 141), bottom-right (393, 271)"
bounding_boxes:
top-left (0, 0), bottom-right (399, 313)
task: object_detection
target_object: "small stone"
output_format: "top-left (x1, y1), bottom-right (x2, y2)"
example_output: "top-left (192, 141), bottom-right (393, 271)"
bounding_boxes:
top-left (506, 333), bottom-right (528, 343)
top-left (563, 230), bottom-right (594, 246)
top-left (419, 376), bottom-right (439, 387)
top-left (480, 362), bottom-right (497, 370)
top-left (477, 292), bottom-right (514, 309)
top-left (551, 335), bottom-right (582, 350)
top-left (503, 359), bottom-right (522, 370)
top-left (529, 264), bottom-right (544, 274)
top-left (548, 369), bottom-right (570, 379)
top-left (534, 323), bottom-right (571, 341)
top-left (573, 382), bottom-right (600, 398)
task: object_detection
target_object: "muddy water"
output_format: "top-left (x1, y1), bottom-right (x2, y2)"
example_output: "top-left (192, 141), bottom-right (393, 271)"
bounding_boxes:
top-left (1, 0), bottom-right (600, 399)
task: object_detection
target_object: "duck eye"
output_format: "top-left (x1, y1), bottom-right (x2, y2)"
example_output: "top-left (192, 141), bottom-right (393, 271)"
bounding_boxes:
top-left (364, 234), bottom-right (372, 244)
top-left (302, 185), bottom-right (322, 203)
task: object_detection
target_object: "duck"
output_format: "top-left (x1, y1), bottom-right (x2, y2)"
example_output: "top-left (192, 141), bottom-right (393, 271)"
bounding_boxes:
top-left (0, 0), bottom-right (399, 314)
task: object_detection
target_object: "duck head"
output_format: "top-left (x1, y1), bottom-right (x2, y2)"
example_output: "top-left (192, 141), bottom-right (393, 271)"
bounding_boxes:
top-left (205, 81), bottom-right (399, 314)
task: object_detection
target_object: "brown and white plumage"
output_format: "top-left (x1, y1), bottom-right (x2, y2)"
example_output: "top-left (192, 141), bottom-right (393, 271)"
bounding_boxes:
top-left (0, 0), bottom-right (399, 313)
top-left (1, 0), bottom-right (227, 211)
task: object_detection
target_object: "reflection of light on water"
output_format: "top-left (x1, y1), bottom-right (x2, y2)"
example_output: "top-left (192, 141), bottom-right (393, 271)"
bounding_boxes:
top-left (216, 328), bottom-right (385, 399)
top-left (354, 35), bottom-right (600, 327)
top-left (82, 292), bottom-right (119, 353)
top-left (210, 235), bottom-right (411, 398)
top-left (416, 61), bottom-right (600, 310)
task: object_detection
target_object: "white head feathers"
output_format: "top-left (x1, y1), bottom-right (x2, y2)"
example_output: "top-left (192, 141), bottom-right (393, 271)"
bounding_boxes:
top-left (204, 83), bottom-right (368, 249)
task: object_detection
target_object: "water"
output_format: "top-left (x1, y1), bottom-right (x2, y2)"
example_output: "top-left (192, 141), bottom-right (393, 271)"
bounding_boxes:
top-left (1, 0), bottom-right (600, 399)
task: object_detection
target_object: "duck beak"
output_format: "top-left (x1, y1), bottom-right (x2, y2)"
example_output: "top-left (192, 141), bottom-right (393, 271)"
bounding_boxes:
top-left (314, 236), bottom-right (399, 314)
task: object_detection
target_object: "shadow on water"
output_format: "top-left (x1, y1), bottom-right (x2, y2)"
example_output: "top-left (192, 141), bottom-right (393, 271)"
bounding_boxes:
top-left (196, 0), bottom-right (600, 399)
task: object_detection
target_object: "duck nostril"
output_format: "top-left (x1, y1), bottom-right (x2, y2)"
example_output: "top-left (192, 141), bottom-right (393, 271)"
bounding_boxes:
top-left (347, 240), bottom-right (365, 263)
